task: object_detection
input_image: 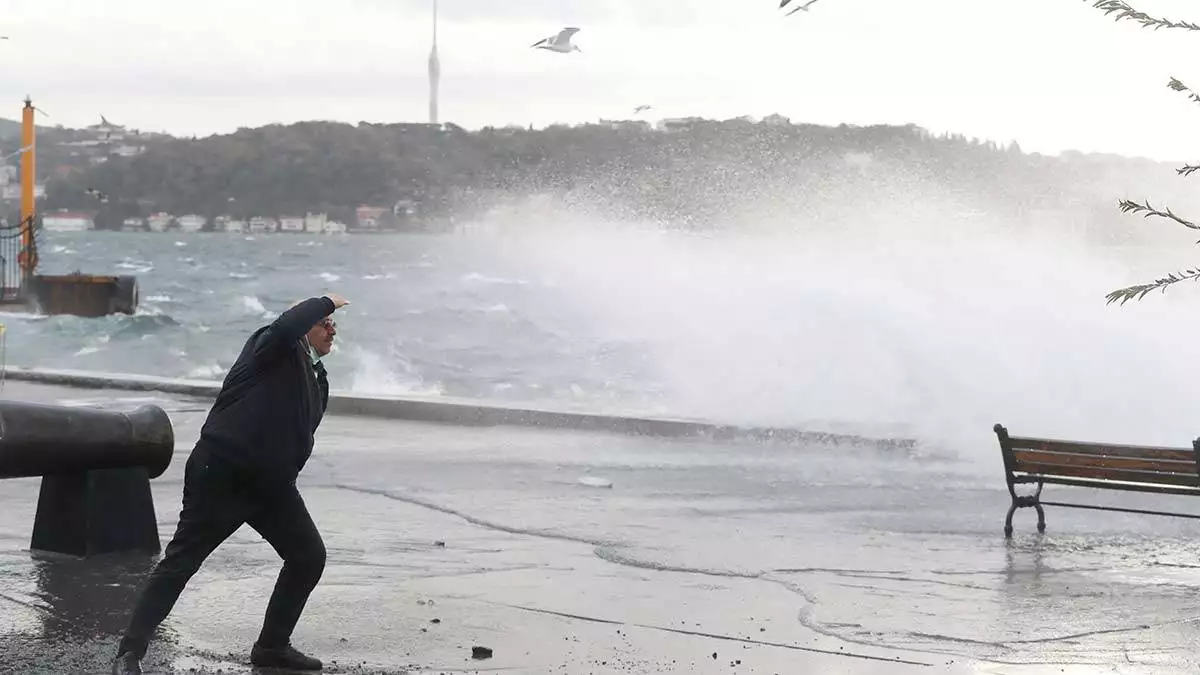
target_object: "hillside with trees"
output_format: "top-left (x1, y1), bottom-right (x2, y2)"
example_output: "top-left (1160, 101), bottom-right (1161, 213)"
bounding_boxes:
top-left (4, 114), bottom-right (1195, 244)
top-left (0, 118), bottom-right (20, 139)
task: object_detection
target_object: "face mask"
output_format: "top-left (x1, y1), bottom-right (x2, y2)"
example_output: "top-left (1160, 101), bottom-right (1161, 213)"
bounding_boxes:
top-left (303, 337), bottom-right (322, 365)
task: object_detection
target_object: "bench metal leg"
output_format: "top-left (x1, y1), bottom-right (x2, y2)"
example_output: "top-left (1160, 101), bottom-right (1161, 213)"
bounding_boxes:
top-left (1003, 482), bottom-right (1045, 539)
top-left (1004, 502), bottom-right (1018, 538)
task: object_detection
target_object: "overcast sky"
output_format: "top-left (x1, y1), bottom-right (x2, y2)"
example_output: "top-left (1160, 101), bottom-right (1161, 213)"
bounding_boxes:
top-left (3, 0), bottom-right (1200, 160)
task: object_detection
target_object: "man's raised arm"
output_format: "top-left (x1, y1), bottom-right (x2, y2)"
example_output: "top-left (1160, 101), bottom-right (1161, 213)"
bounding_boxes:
top-left (252, 294), bottom-right (348, 358)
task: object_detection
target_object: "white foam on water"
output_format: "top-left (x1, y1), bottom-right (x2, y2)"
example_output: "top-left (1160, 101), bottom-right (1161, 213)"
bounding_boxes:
top-left (343, 345), bottom-right (445, 397)
top-left (0, 311), bottom-right (45, 321)
top-left (240, 295), bottom-right (277, 319)
top-left (116, 259), bottom-right (154, 273)
top-left (187, 363), bottom-right (226, 379)
top-left (133, 304), bottom-right (171, 318)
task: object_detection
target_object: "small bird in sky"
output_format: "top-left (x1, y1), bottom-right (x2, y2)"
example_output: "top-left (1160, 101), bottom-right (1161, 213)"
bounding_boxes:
top-left (532, 27), bottom-right (582, 53)
top-left (1, 145), bottom-right (31, 161)
top-left (781, 0), bottom-right (821, 15)
top-left (633, 105), bottom-right (652, 114)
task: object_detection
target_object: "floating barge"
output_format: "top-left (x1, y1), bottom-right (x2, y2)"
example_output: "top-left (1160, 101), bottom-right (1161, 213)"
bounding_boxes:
top-left (1, 97), bottom-right (138, 317)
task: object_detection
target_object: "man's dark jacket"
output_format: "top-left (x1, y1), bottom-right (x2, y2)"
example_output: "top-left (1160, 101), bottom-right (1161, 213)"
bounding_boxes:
top-left (194, 296), bottom-right (335, 484)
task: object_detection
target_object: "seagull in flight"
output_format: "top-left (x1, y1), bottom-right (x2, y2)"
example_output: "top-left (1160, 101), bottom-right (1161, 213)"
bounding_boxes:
top-left (1, 145), bottom-right (30, 161)
top-left (633, 105), bottom-right (652, 114)
top-left (781, 0), bottom-right (820, 15)
top-left (532, 27), bottom-right (582, 53)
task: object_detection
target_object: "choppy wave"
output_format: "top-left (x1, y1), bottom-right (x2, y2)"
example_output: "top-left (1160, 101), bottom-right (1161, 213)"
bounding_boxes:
top-left (240, 295), bottom-right (277, 320)
top-left (345, 345), bottom-right (445, 397)
top-left (187, 364), bottom-right (226, 380)
top-left (115, 259), bottom-right (154, 273)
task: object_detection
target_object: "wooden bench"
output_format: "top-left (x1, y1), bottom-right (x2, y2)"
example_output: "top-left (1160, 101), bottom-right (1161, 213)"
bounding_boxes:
top-left (993, 424), bottom-right (1200, 538)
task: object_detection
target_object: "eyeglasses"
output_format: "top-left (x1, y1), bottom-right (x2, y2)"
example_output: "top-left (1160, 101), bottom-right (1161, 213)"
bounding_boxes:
top-left (319, 319), bottom-right (336, 331)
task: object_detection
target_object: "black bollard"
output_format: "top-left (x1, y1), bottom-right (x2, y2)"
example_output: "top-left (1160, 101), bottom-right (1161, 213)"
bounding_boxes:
top-left (0, 401), bottom-right (175, 557)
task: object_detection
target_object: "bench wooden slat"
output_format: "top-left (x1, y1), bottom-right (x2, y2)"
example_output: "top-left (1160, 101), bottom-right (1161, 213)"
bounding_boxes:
top-left (1006, 436), bottom-right (1194, 462)
top-left (1016, 462), bottom-right (1200, 487)
top-left (1015, 475), bottom-right (1200, 497)
top-left (1012, 450), bottom-right (1197, 475)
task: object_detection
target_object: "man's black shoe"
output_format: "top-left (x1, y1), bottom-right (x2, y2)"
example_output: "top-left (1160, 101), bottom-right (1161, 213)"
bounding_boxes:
top-left (250, 643), bottom-right (323, 671)
top-left (111, 651), bottom-right (142, 675)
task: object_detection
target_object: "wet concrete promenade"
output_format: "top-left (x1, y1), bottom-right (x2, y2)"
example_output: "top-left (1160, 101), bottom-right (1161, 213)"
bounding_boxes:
top-left (1, 381), bottom-right (1198, 674)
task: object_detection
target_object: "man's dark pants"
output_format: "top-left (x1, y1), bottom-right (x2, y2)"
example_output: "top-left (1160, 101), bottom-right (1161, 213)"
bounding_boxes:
top-left (117, 445), bottom-right (326, 658)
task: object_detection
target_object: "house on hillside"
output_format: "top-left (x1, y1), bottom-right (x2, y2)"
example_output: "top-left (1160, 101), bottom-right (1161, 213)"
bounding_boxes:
top-left (597, 119), bottom-right (651, 132)
top-left (249, 216), bottom-right (278, 233)
top-left (147, 212), bottom-right (173, 232)
top-left (304, 212), bottom-right (327, 234)
top-left (354, 206), bottom-right (387, 231)
top-left (392, 199), bottom-right (416, 218)
top-left (86, 115), bottom-right (127, 143)
top-left (656, 117), bottom-right (704, 133)
top-left (42, 211), bottom-right (95, 232)
top-left (114, 145), bottom-right (146, 158)
top-left (177, 214), bottom-right (207, 232)
top-left (279, 216), bottom-right (305, 233)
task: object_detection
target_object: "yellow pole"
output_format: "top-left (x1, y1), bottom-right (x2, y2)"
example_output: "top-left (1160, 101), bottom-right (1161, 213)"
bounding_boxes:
top-left (19, 96), bottom-right (35, 276)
